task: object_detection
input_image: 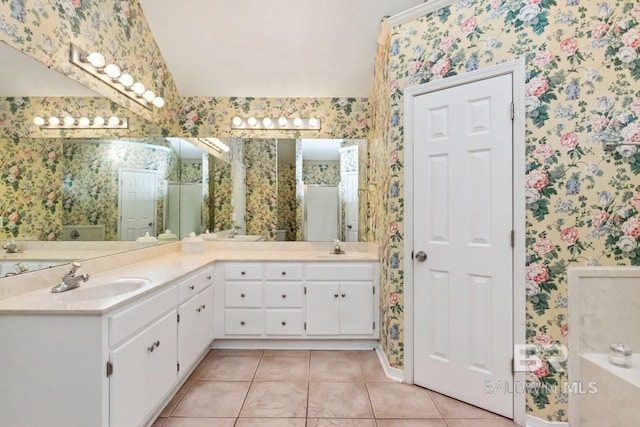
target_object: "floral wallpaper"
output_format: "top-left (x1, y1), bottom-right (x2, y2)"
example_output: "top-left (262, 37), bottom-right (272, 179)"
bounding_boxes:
top-left (277, 163), bottom-right (297, 241)
top-left (210, 156), bottom-right (232, 232)
top-left (367, 0), bottom-right (640, 422)
top-left (0, 138), bottom-right (63, 240)
top-left (302, 162), bottom-right (340, 185)
top-left (244, 139), bottom-right (278, 240)
top-left (62, 139), bottom-right (178, 240)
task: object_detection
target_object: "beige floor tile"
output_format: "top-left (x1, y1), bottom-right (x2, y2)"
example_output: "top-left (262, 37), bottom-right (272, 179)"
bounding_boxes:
top-left (239, 381), bottom-right (308, 418)
top-left (310, 353), bottom-right (364, 382)
top-left (366, 382), bottom-right (441, 418)
top-left (194, 354), bottom-right (261, 381)
top-left (444, 419), bottom-right (519, 427)
top-left (308, 382), bottom-right (374, 418)
top-left (307, 419), bottom-right (377, 426)
top-left (311, 350), bottom-right (360, 360)
top-left (151, 418), bottom-right (166, 427)
top-left (160, 380), bottom-right (194, 417)
top-left (254, 355), bottom-right (310, 381)
top-left (376, 420), bottom-right (448, 427)
top-left (262, 349), bottom-right (311, 358)
top-left (162, 419), bottom-right (236, 427)
top-left (171, 381), bottom-right (250, 418)
top-left (430, 392), bottom-right (502, 419)
top-left (357, 350), bottom-right (393, 382)
top-left (235, 418), bottom-right (306, 426)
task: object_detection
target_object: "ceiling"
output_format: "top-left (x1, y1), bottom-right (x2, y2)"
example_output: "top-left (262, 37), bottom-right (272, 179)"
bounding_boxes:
top-left (0, 0), bottom-right (423, 99)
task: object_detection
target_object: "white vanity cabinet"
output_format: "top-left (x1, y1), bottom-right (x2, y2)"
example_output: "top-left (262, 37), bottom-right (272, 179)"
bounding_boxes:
top-left (305, 264), bottom-right (376, 336)
top-left (214, 261), bottom-right (378, 341)
top-left (177, 267), bottom-right (215, 377)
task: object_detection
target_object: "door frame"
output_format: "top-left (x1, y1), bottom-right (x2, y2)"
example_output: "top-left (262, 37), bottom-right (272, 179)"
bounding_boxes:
top-left (117, 168), bottom-right (158, 241)
top-left (403, 59), bottom-right (526, 425)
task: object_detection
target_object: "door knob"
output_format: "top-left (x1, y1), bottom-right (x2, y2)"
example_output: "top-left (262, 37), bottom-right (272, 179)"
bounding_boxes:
top-left (415, 251), bottom-right (428, 262)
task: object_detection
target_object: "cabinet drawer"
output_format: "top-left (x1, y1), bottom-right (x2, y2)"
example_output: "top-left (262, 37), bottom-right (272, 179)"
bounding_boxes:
top-left (264, 263), bottom-right (303, 280)
top-left (265, 310), bottom-right (303, 335)
top-left (178, 272), bottom-right (210, 304)
top-left (225, 310), bottom-right (263, 335)
top-left (224, 283), bottom-right (262, 307)
top-left (265, 282), bottom-right (303, 307)
top-left (306, 263), bottom-right (374, 281)
top-left (224, 263), bottom-right (262, 280)
top-left (109, 285), bottom-right (178, 347)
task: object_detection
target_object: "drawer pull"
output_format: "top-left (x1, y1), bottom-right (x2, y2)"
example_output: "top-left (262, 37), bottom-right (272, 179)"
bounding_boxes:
top-left (281, 294), bottom-right (287, 298)
top-left (147, 341), bottom-right (159, 352)
top-left (241, 271), bottom-right (246, 275)
top-left (207, 275), bottom-right (212, 280)
top-left (341, 293), bottom-right (346, 298)
top-left (202, 304), bottom-right (206, 310)
top-left (334, 293), bottom-right (339, 298)
top-left (240, 321), bottom-right (246, 325)
top-left (281, 271), bottom-right (286, 276)
top-left (197, 307), bottom-right (201, 312)
top-left (281, 321), bottom-right (287, 326)
top-left (240, 293), bottom-right (246, 298)
top-left (147, 345), bottom-right (155, 352)
top-left (155, 340), bottom-right (160, 348)
top-left (189, 285), bottom-right (195, 290)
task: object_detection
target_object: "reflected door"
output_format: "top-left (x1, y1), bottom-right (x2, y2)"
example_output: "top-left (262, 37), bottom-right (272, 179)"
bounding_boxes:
top-left (345, 171), bottom-right (358, 242)
top-left (118, 169), bottom-right (157, 240)
top-left (412, 73), bottom-right (514, 417)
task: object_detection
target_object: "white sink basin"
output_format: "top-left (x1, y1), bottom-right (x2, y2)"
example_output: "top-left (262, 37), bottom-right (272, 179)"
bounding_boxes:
top-left (57, 278), bottom-right (150, 301)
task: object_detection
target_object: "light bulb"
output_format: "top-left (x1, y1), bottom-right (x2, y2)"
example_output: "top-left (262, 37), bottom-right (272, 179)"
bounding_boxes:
top-left (232, 117), bottom-right (242, 127)
top-left (63, 116), bottom-right (75, 126)
top-left (78, 117), bottom-right (90, 127)
top-left (278, 117), bottom-right (288, 127)
top-left (119, 73), bottom-right (134, 88)
top-left (152, 97), bottom-right (165, 108)
top-left (309, 117), bottom-right (318, 127)
top-left (48, 116), bottom-right (60, 126)
top-left (293, 117), bottom-right (303, 127)
top-left (108, 116), bottom-right (121, 126)
top-left (93, 116), bottom-right (105, 126)
top-left (262, 118), bottom-right (272, 127)
top-left (142, 90), bottom-right (156, 103)
top-left (104, 64), bottom-right (121, 79)
top-left (86, 52), bottom-right (106, 68)
top-left (131, 82), bottom-right (145, 96)
top-left (247, 117), bottom-right (257, 127)
top-left (33, 116), bottom-right (45, 126)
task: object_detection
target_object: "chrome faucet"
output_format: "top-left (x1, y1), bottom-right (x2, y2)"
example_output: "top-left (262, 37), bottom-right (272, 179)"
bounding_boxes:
top-left (331, 239), bottom-right (345, 255)
top-left (3, 240), bottom-right (19, 253)
top-left (229, 225), bottom-right (241, 238)
top-left (51, 262), bottom-right (90, 293)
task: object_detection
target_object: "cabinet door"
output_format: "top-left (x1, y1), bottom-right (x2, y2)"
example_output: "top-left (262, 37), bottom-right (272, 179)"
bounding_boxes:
top-left (110, 309), bottom-right (177, 427)
top-left (178, 295), bottom-right (203, 377)
top-left (305, 282), bottom-right (340, 335)
top-left (339, 281), bottom-right (374, 335)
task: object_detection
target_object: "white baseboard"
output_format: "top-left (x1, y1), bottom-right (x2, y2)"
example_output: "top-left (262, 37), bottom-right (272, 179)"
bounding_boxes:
top-left (375, 343), bottom-right (404, 382)
top-left (526, 415), bottom-right (570, 427)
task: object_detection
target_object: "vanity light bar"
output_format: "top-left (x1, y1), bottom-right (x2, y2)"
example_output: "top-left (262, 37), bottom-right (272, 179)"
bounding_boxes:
top-left (34, 115), bottom-right (129, 129)
top-left (198, 137), bottom-right (230, 153)
top-left (231, 116), bottom-right (321, 130)
top-left (69, 43), bottom-right (165, 110)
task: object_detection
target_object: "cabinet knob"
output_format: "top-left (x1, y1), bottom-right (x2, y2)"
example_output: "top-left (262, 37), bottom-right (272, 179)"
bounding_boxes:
top-left (154, 340), bottom-right (160, 348)
top-left (281, 321), bottom-right (286, 326)
top-left (196, 307), bottom-right (202, 312)
top-left (334, 293), bottom-right (339, 298)
top-left (281, 271), bottom-right (286, 276)
top-left (147, 345), bottom-right (155, 352)
top-left (241, 271), bottom-right (246, 275)
top-left (281, 294), bottom-right (287, 298)
top-left (201, 304), bottom-right (206, 310)
top-left (240, 321), bottom-right (245, 325)
top-left (207, 275), bottom-right (212, 280)
top-left (189, 285), bottom-right (195, 290)
top-left (240, 293), bottom-right (245, 298)
top-left (341, 293), bottom-right (346, 298)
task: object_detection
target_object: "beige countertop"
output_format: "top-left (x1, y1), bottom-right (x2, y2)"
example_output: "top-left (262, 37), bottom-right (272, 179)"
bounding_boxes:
top-left (0, 241), bottom-right (378, 315)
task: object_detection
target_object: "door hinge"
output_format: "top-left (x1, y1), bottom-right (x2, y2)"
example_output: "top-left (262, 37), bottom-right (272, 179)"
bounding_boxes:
top-left (373, 286), bottom-right (375, 295)
top-left (510, 230), bottom-right (515, 248)
top-left (510, 102), bottom-right (514, 120)
top-left (177, 313), bottom-right (180, 323)
top-left (304, 286), bottom-right (306, 295)
top-left (106, 361), bottom-right (113, 377)
top-left (177, 363), bottom-right (180, 372)
top-left (373, 321), bottom-right (376, 330)
top-left (304, 322), bottom-right (307, 330)
top-left (511, 357), bottom-right (514, 375)
top-left (411, 250), bottom-right (414, 260)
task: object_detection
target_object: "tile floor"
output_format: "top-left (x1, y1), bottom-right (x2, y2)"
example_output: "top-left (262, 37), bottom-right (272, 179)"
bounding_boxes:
top-left (152, 349), bottom-right (520, 427)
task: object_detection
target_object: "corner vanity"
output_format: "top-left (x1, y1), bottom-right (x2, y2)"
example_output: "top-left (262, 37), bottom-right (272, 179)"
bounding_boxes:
top-left (0, 241), bottom-right (379, 427)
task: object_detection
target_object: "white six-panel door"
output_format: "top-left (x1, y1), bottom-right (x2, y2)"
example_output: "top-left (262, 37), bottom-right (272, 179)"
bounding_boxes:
top-left (118, 169), bottom-right (158, 240)
top-left (412, 73), bottom-right (514, 417)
